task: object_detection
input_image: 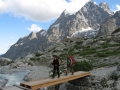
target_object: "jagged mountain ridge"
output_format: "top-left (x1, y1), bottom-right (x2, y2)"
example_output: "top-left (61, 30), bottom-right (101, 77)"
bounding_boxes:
top-left (2, 0), bottom-right (113, 59)
top-left (99, 2), bottom-right (113, 14)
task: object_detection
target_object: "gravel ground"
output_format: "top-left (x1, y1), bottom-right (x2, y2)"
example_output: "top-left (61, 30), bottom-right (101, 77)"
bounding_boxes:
top-left (91, 66), bottom-right (117, 77)
top-left (24, 66), bottom-right (50, 81)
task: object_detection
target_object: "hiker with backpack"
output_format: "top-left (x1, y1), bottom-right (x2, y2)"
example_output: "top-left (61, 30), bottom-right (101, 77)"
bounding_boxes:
top-left (66, 55), bottom-right (76, 75)
top-left (51, 55), bottom-right (60, 79)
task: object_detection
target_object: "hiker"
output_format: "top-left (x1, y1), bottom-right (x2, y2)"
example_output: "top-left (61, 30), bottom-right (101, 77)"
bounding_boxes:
top-left (66, 55), bottom-right (76, 75)
top-left (51, 55), bottom-right (60, 79)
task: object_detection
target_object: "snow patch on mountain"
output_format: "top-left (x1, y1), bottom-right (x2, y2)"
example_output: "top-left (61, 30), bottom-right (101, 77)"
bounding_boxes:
top-left (51, 23), bottom-right (60, 28)
top-left (71, 27), bottom-right (99, 38)
top-left (41, 30), bottom-right (47, 36)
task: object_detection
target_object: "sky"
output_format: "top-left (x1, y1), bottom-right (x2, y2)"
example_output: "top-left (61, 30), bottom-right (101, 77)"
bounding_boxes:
top-left (0, 0), bottom-right (120, 55)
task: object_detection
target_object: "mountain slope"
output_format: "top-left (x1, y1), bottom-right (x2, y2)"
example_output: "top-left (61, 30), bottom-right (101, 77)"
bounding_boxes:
top-left (2, 30), bottom-right (46, 59)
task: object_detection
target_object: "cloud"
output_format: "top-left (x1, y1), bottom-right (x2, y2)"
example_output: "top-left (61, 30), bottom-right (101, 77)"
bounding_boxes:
top-left (94, 2), bottom-right (97, 5)
top-left (116, 4), bottom-right (120, 10)
top-left (0, 0), bottom-right (90, 22)
top-left (28, 24), bottom-right (42, 32)
top-left (112, 4), bottom-right (120, 12)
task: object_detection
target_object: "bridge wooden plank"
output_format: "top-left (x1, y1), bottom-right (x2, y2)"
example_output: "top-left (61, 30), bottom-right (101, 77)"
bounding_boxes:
top-left (20, 71), bottom-right (90, 90)
top-left (0, 86), bottom-right (23, 90)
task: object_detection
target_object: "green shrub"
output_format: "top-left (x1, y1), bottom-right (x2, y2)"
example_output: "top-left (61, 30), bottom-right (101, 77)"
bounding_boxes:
top-left (48, 49), bottom-right (52, 52)
top-left (35, 53), bottom-right (42, 57)
top-left (96, 52), bottom-right (109, 57)
top-left (102, 43), bottom-right (109, 48)
top-left (73, 61), bottom-right (93, 71)
top-left (96, 49), bottom-right (120, 57)
top-left (79, 48), bottom-right (96, 56)
top-left (110, 75), bottom-right (118, 81)
top-left (53, 50), bottom-right (57, 52)
top-left (36, 57), bottom-right (40, 60)
top-left (63, 48), bottom-right (68, 51)
top-left (59, 53), bottom-right (67, 60)
top-left (7, 60), bottom-right (14, 65)
top-left (30, 57), bottom-right (36, 60)
top-left (97, 63), bottom-right (108, 68)
top-left (28, 62), bottom-right (33, 66)
top-left (68, 48), bottom-right (74, 55)
top-left (70, 40), bottom-right (73, 43)
top-left (65, 39), bottom-right (69, 42)
top-left (75, 41), bottom-right (83, 45)
top-left (102, 42), bottom-right (120, 48)
top-left (20, 57), bottom-right (24, 59)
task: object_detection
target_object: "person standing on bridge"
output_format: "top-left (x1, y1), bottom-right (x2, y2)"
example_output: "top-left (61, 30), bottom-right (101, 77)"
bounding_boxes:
top-left (51, 55), bottom-right (60, 79)
top-left (66, 55), bottom-right (76, 76)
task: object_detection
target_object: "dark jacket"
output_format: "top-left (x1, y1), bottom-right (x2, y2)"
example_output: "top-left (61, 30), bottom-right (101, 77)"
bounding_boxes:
top-left (52, 59), bottom-right (59, 67)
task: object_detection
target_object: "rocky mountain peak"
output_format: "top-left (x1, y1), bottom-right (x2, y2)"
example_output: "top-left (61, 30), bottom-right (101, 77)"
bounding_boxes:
top-left (99, 2), bottom-right (113, 15)
top-left (61, 9), bottom-right (70, 17)
top-left (36, 29), bottom-right (47, 37)
top-left (80, 0), bottom-right (98, 17)
top-left (81, 0), bottom-right (95, 11)
top-left (51, 9), bottom-right (73, 27)
top-left (80, 0), bottom-right (112, 30)
top-left (113, 11), bottom-right (120, 17)
top-left (28, 32), bottom-right (37, 40)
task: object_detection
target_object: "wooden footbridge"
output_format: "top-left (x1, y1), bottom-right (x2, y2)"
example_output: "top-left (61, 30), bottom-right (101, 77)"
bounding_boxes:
top-left (0, 71), bottom-right (90, 90)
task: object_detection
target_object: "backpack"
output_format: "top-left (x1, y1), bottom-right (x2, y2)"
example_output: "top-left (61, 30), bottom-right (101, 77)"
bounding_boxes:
top-left (69, 56), bottom-right (76, 64)
top-left (58, 59), bottom-right (61, 65)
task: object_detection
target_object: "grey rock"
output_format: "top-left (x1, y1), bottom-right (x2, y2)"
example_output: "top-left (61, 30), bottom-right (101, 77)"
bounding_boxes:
top-left (82, 39), bottom-right (93, 46)
top-left (109, 41), bottom-right (118, 45)
top-left (99, 2), bottom-right (113, 15)
top-left (116, 80), bottom-right (120, 90)
top-left (23, 66), bottom-right (49, 81)
top-left (107, 80), bottom-right (114, 85)
top-left (0, 58), bottom-right (12, 66)
top-left (98, 41), bottom-right (105, 44)
top-left (97, 11), bottom-right (120, 36)
top-left (117, 64), bottom-right (120, 71)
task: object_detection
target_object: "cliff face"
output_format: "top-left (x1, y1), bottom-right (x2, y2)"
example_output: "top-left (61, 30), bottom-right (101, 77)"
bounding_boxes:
top-left (97, 11), bottom-right (120, 36)
top-left (2, 1), bottom-right (113, 59)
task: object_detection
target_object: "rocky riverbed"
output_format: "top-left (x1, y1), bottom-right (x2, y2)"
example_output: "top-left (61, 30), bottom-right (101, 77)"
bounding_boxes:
top-left (0, 65), bottom-right (50, 88)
